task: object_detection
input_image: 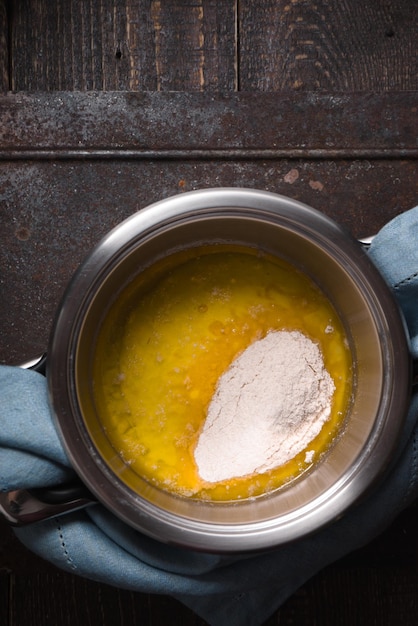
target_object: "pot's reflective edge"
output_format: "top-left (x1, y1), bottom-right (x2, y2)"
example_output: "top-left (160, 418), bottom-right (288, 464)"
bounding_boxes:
top-left (47, 189), bottom-right (412, 552)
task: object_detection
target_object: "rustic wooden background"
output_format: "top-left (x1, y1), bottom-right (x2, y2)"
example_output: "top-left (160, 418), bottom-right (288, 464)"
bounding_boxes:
top-left (3, 0), bottom-right (418, 92)
top-left (1, 1), bottom-right (418, 624)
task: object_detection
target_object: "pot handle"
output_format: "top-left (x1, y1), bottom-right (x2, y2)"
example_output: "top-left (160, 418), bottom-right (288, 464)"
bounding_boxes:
top-left (0, 482), bottom-right (95, 526)
top-left (21, 353), bottom-right (47, 375)
top-left (0, 354), bottom-right (97, 526)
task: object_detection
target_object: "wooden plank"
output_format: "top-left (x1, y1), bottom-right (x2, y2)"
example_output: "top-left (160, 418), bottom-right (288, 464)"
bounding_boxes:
top-left (239, 0), bottom-right (418, 91)
top-left (1, 157), bottom-right (417, 365)
top-left (8, 0), bottom-right (237, 92)
top-left (8, 1), bottom-right (418, 93)
top-left (278, 564), bottom-right (418, 626)
top-left (0, 576), bottom-right (8, 626)
top-left (0, 92), bottom-right (417, 156)
top-left (7, 572), bottom-right (207, 626)
top-left (148, 0), bottom-right (236, 91)
top-left (5, 566), bottom-right (418, 626)
top-left (0, 0), bottom-right (8, 92)
top-left (9, 0), bottom-right (141, 90)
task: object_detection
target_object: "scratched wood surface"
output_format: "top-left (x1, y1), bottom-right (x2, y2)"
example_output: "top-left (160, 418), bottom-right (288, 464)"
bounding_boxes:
top-left (238, 0), bottom-right (418, 91)
top-left (1, 1), bottom-right (418, 625)
top-left (3, 0), bottom-right (418, 92)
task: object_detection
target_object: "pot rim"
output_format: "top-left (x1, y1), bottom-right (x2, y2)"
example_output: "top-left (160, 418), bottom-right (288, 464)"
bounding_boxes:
top-left (47, 188), bottom-right (412, 552)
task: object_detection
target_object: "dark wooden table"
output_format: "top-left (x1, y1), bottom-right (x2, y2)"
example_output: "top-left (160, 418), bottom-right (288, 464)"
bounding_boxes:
top-left (1, 2), bottom-right (418, 624)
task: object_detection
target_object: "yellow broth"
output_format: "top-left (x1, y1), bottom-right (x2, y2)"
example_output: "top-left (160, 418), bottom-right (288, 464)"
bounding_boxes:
top-left (93, 245), bottom-right (352, 500)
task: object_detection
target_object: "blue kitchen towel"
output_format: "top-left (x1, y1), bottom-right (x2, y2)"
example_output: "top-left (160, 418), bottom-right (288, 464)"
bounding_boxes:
top-left (1, 206), bottom-right (418, 626)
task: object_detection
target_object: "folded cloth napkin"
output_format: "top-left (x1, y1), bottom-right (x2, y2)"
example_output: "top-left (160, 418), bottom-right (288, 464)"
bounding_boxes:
top-left (1, 206), bottom-right (418, 626)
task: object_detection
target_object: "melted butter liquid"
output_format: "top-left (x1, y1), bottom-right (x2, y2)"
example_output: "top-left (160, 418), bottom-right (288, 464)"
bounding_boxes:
top-left (93, 245), bottom-right (352, 501)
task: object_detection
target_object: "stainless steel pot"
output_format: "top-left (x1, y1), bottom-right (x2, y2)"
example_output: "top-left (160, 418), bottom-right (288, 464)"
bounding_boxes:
top-left (2, 189), bottom-right (414, 552)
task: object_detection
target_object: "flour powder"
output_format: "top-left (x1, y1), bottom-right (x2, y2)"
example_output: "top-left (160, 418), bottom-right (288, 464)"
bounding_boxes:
top-left (194, 330), bottom-right (335, 483)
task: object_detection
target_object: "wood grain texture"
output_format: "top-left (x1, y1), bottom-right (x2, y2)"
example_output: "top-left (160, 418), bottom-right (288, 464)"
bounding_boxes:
top-left (8, 0), bottom-right (237, 91)
top-left (0, 0), bottom-right (8, 91)
top-left (239, 0), bottom-right (418, 91)
top-left (6, 573), bottom-right (207, 626)
top-left (149, 0), bottom-right (236, 91)
top-left (1, 91), bottom-right (417, 155)
top-left (7, 0), bottom-right (418, 92)
top-left (9, 0), bottom-right (138, 90)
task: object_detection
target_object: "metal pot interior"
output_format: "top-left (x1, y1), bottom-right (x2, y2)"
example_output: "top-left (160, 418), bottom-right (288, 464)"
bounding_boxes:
top-left (49, 190), bottom-right (410, 551)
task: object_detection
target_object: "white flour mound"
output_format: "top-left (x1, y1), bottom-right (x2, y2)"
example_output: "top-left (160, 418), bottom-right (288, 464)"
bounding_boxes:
top-left (194, 330), bottom-right (335, 483)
